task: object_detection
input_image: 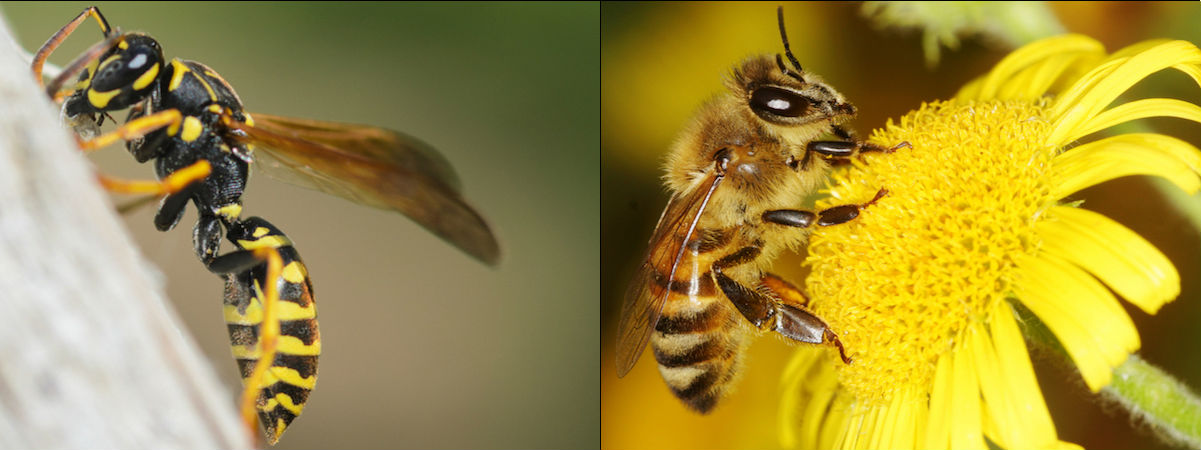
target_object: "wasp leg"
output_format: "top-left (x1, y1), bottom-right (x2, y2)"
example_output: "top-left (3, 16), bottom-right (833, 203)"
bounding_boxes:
top-left (710, 248), bottom-right (851, 363)
top-left (97, 159), bottom-right (210, 233)
top-left (114, 194), bottom-right (159, 215)
top-left (47, 33), bottom-right (126, 103)
top-left (153, 184), bottom-right (197, 233)
top-left (32, 6), bottom-right (114, 93)
top-left (76, 109), bottom-right (183, 152)
top-left (761, 187), bottom-right (888, 228)
top-left (208, 246), bottom-right (284, 448)
top-left (194, 214), bottom-right (224, 265)
top-left (243, 246), bottom-right (283, 448)
top-left (98, 159), bottom-right (211, 196)
top-left (212, 218), bottom-right (319, 445)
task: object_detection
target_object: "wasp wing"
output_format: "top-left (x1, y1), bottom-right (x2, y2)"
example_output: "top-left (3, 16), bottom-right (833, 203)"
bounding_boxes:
top-left (230, 113), bottom-right (499, 265)
top-left (616, 173), bottom-right (723, 377)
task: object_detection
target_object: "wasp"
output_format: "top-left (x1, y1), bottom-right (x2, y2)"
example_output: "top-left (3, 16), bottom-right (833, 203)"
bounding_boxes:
top-left (615, 8), bottom-right (906, 413)
top-left (32, 6), bottom-right (499, 445)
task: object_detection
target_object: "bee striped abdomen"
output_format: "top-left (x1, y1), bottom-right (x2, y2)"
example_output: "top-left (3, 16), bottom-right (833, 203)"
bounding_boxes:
top-left (223, 221), bottom-right (320, 444)
top-left (649, 227), bottom-right (749, 413)
top-left (652, 294), bottom-right (745, 413)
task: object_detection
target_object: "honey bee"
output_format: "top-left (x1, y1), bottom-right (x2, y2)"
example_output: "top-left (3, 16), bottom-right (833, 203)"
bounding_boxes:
top-left (615, 8), bottom-right (905, 413)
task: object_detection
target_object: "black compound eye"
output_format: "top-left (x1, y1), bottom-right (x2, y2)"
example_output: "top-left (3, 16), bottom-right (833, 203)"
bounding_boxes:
top-left (750, 86), bottom-right (810, 118)
top-left (91, 46), bottom-right (160, 92)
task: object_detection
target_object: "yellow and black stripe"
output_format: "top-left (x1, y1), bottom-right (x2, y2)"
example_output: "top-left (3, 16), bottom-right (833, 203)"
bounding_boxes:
top-left (220, 217), bottom-right (320, 444)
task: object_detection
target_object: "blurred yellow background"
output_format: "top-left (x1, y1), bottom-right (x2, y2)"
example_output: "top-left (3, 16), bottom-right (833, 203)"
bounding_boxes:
top-left (602, 2), bottom-right (1201, 449)
top-left (5, 2), bottom-right (597, 449)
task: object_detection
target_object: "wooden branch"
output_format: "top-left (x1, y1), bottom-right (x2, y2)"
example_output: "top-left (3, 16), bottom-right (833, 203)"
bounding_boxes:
top-left (0, 15), bottom-right (250, 450)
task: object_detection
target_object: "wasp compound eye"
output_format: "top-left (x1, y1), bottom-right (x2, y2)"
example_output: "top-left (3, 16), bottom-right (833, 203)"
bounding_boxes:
top-left (91, 45), bottom-right (160, 92)
top-left (750, 85), bottom-right (811, 121)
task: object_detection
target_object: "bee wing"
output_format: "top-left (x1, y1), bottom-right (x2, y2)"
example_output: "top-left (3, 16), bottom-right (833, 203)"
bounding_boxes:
top-left (229, 113), bottom-right (499, 265)
top-left (616, 172), bottom-right (724, 377)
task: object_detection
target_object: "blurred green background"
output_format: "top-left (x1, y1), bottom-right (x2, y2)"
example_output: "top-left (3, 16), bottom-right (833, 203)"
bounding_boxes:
top-left (4, 2), bottom-right (597, 449)
top-left (602, 2), bottom-right (1201, 449)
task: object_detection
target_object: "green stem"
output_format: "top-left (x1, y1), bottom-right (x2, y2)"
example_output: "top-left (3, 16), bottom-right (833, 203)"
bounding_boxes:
top-left (1012, 301), bottom-right (1201, 448)
top-left (1102, 355), bottom-right (1201, 449)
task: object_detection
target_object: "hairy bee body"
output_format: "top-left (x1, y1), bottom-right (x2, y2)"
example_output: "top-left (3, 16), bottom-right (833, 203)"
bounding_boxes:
top-left (618, 8), bottom-right (899, 413)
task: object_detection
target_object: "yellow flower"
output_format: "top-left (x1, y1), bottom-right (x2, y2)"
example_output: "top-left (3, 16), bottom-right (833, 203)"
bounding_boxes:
top-left (780, 34), bottom-right (1201, 449)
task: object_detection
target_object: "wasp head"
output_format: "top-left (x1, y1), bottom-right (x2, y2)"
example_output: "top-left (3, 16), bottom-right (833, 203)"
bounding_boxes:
top-left (64, 32), bottom-right (164, 118)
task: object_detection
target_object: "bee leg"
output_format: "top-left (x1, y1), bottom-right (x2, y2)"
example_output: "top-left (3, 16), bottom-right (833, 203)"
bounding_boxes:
top-left (806, 126), bottom-right (911, 168)
top-left (712, 245), bottom-right (771, 322)
top-left (762, 273), bottom-right (810, 307)
top-left (761, 187), bottom-right (888, 228)
top-left (807, 139), bottom-right (911, 161)
top-left (711, 250), bottom-right (851, 363)
top-left (760, 274), bottom-right (851, 364)
top-left (831, 124), bottom-right (855, 140)
top-left (814, 188), bottom-right (888, 226)
top-left (32, 6), bottom-right (115, 94)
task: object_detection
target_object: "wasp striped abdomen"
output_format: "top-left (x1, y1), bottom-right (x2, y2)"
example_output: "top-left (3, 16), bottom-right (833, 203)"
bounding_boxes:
top-left (221, 217), bottom-right (320, 444)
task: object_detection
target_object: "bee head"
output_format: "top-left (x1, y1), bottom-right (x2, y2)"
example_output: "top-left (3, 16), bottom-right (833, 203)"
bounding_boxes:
top-left (721, 8), bottom-right (858, 150)
top-left (727, 56), bottom-right (856, 142)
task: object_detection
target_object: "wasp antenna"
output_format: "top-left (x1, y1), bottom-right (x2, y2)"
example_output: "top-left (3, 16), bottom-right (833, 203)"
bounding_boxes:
top-left (93, 7), bottom-right (114, 37)
top-left (776, 7), bottom-right (804, 76)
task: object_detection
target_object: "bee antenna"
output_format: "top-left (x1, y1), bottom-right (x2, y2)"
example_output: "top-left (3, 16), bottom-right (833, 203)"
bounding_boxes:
top-left (776, 7), bottom-right (805, 80)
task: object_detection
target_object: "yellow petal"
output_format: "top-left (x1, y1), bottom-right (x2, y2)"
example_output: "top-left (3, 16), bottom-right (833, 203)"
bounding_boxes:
top-left (797, 373), bottom-right (839, 449)
top-left (948, 333), bottom-right (987, 450)
top-left (1052, 132), bottom-right (1201, 197)
top-left (778, 348), bottom-right (833, 449)
top-left (976, 300), bottom-right (1058, 448)
top-left (1014, 253), bottom-right (1139, 391)
top-left (837, 410), bottom-right (866, 450)
top-left (1045, 58), bottom-right (1125, 136)
top-left (924, 351), bottom-right (954, 450)
top-left (959, 34), bottom-right (1104, 101)
top-left (1107, 39), bottom-right (1174, 60)
top-left (1038, 206), bottom-right (1180, 314)
top-left (893, 388), bottom-right (922, 450)
top-left (875, 392), bottom-right (917, 450)
top-left (1050, 40), bottom-right (1201, 145)
top-left (820, 400), bottom-right (851, 450)
top-left (995, 54), bottom-right (1087, 101)
top-left (1064, 98), bottom-right (1201, 144)
top-left (863, 406), bottom-right (886, 450)
top-left (969, 327), bottom-right (1010, 446)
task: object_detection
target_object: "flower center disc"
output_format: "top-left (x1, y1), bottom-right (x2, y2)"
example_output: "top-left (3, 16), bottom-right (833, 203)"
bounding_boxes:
top-left (805, 100), bottom-right (1056, 405)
